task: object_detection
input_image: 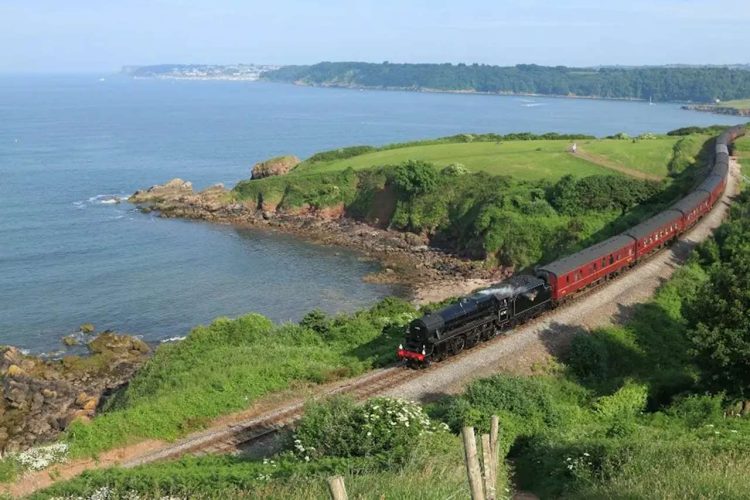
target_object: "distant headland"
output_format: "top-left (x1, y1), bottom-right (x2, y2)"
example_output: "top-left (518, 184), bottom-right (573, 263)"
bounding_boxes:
top-left (122, 61), bottom-right (750, 104)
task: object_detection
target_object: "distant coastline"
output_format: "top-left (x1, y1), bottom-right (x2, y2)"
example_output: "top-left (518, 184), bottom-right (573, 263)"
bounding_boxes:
top-left (681, 104), bottom-right (750, 117)
top-left (123, 61), bottom-right (750, 108)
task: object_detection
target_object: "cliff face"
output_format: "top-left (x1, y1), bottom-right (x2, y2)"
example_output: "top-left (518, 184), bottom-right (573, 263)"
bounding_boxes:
top-left (0, 334), bottom-right (150, 453)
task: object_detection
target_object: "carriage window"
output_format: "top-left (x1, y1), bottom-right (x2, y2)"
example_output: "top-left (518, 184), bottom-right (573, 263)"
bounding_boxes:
top-left (593, 262), bottom-right (597, 270)
top-left (609, 255), bottom-right (614, 265)
top-left (566, 275), bottom-right (570, 284)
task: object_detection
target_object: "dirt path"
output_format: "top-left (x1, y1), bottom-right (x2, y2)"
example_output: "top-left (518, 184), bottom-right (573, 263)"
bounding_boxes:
top-left (6, 159), bottom-right (739, 498)
top-left (571, 148), bottom-right (664, 181)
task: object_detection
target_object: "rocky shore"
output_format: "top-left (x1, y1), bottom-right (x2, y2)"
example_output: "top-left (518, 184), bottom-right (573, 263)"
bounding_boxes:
top-left (129, 178), bottom-right (506, 295)
top-left (0, 330), bottom-right (150, 453)
top-left (682, 104), bottom-right (750, 117)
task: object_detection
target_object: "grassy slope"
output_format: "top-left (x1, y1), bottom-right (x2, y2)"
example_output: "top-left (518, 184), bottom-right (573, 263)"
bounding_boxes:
top-left (736, 136), bottom-right (750, 175)
top-left (61, 302), bottom-right (415, 457)
top-left (293, 137), bottom-right (688, 180)
top-left (582, 137), bottom-right (700, 177)
top-left (721, 99), bottom-right (750, 110)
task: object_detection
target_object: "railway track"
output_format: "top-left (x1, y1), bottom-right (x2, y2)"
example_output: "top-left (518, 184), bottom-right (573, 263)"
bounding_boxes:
top-left (121, 366), bottom-right (414, 467)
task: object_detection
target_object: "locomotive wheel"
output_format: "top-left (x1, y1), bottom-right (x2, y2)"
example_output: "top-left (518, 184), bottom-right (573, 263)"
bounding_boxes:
top-left (466, 331), bottom-right (480, 348)
top-left (450, 336), bottom-right (465, 354)
top-left (481, 326), bottom-right (494, 341)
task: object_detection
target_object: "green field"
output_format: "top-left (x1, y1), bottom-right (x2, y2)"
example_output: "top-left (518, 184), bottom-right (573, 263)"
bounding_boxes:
top-left (583, 136), bottom-right (704, 177)
top-left (721, 99), bottom-right (750, 110)
top-left (295, 138), bottom-right (685, 181)
top-left (735, 135), bottom-right (750, 153)
top-left (736, 136), bottom-right (750, 177)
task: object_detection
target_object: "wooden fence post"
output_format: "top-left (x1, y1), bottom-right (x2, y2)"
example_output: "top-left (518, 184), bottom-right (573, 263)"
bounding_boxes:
top-left (462, 426), bottom-right (486, 500)
top-left (490, 415), bottom-right (499, 454)
top-left (490, 414), bottom-right (500, 491)
top-left (327, 475), bottom-right (348, 500)
top-left (482, 433), bottom-right (496, 500)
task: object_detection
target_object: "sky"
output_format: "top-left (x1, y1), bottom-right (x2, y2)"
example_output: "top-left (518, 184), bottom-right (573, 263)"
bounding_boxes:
top-left (1, 0), bottom-right (749, 73)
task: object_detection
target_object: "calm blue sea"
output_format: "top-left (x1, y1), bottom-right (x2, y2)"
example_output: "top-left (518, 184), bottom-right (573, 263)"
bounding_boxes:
top-left (0, 75), bottom-right (743, 352)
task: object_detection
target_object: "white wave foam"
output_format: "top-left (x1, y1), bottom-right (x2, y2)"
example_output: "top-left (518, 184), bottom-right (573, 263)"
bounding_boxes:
top-left (83, 194), bottom-right (128, 206)
top-left (161, 336), bottom-right (186, 343)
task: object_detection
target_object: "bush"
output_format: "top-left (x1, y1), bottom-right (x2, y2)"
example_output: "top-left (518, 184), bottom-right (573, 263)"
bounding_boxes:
top-left (306, 145), bottom-right (377, 163)
top-left (292, 397), bottom-right (447, 463)
top-left (441, 163), bottom-right (469, 176)
top-left (441, 375), bottom-right (575, 436)
top-left (593, 382), bottom-right (648, 419)
top-left (567, 334), bottom-right (609, 380)
top-left (667, 394), bottom-right (725, 428)
top-left (390, 160), bottom-right (439, 196)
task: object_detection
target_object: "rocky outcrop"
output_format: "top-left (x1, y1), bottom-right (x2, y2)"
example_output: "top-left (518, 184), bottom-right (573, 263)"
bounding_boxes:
top-left (129, 179), bottom-right (243, 221)
top-left (128, 178), bottom-right (504, 291)
top-left (0, 333), bottom-right (150, 453)
top-left (129, 178), bottom-right (195, 203)
top-left (682, 104), bottom-right (750, 117)
top-left (251, 155), bottom-right (300, 179)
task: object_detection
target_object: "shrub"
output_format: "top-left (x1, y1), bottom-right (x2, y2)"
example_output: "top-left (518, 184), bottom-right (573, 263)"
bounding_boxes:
top-left (306, 145), bottom-right (377, 163)
top-left (292, 397), bottom-right (447, 463)
top-left (441, 163), bottom-right (469, 176)
top-left (567, 334), bottom-right (609, 380)
top-left (390, 160), bottom-right (439, 196)
top-left (593, 382), bottom-right (648, 419)
top-left (667, 394), bottom-right (725, 428)
top-left (441, 375), bottom-right (570, 435)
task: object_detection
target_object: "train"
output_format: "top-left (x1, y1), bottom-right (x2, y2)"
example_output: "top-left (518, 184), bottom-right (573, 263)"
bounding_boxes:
top-left (398, 125), bottom-right (746, 365)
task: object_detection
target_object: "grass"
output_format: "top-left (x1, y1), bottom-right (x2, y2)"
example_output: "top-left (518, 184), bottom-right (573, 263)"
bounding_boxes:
top-left (735, 137), bottom-right (750, 178)
top-left (719, 99), bottom-right (750, 110)
top-left (735, 135), bottom-right (750, 153)
top-left (293, 136), bottom-right (693, 181)
top-left (583, 136), bottom-right (707, 178)
top-left (32, 433), bottom-right (488, 500)
top-left (61, 300), bottom-right (416, 457)
top-left (296, 140), bottom-right (620, 180)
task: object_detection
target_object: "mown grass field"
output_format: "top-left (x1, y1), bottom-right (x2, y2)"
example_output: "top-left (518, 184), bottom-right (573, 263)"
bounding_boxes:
top-left (294, 136), bottom-right (693, 181)
top-left (583, 136), bottom-right (706, 177)
top-left (721, 99), bottom-right (750, 110)
top-left (736, 136), bottom-right (750, 176)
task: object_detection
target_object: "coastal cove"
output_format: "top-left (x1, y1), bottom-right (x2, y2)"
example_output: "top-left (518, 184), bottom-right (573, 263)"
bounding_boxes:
top-left (1, 75), bottom-right (745, 353)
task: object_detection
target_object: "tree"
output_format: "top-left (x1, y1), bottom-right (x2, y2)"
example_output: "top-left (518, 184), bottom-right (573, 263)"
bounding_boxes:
top-left (391, 160), bottom-right (439, 196)
top-left (685, 219), bottom-right (750, 414)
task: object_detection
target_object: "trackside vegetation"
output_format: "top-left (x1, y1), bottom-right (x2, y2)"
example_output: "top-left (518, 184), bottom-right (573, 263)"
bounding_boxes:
top-left (59, 298), bottom-right (417, 457)
top-left (33, 192), bottom-right (750, 499)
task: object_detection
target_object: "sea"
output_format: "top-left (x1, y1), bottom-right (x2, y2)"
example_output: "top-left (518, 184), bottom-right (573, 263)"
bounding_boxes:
top-left (0, 75), bottom-right (744, 352)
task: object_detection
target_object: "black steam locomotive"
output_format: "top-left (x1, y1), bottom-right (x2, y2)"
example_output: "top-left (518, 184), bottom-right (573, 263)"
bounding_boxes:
top-left (397, 275), bottom-right (552, 363)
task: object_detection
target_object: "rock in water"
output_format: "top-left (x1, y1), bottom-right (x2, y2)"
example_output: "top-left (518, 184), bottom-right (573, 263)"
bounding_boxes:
top-left (129, 178), bottom-right (194, 203)
top-left (0, 333), bottom-right (150, 453)
top-left (251, 155), bottom-right (300, 179)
